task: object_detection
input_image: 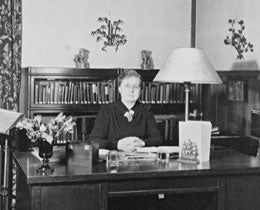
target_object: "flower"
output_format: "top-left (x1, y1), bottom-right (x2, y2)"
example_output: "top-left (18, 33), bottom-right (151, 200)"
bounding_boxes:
top-left (124, 110), bottom-right (134, 122)
top-left (16, 113), bottom-right (76, 144)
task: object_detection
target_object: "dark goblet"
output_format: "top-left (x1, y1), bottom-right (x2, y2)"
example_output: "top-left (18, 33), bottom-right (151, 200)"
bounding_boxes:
top-left (37, 139), bottom-right (54, 175)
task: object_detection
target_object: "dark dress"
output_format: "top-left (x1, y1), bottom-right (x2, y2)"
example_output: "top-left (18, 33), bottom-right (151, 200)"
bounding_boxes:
top-left (90, 100), bottom-right (162, 149)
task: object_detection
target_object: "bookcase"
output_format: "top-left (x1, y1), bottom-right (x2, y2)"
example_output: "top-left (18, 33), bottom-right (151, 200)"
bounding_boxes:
top-left (20, 67), bottom-right (202, 144)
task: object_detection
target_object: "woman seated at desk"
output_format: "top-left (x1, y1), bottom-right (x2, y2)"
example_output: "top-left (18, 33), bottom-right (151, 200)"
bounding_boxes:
top-left (90, 69), bottom-right (162, 151)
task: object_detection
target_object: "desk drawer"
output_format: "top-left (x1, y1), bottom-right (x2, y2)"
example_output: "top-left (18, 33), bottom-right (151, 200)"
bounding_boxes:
top-left (109, 177), bottom-right (220, 197)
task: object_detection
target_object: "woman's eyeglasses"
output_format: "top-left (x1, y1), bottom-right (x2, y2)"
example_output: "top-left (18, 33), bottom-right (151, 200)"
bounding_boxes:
top-left (122, 84), bottom-right (141, 91)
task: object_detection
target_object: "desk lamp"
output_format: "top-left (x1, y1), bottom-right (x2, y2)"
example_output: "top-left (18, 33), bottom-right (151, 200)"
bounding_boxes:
top-left (153, 47), bottom-right (222, 121)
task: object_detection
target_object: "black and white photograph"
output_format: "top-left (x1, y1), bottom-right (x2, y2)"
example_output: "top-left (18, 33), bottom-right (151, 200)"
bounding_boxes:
top-left (1, 0), bottom-right (260, 209)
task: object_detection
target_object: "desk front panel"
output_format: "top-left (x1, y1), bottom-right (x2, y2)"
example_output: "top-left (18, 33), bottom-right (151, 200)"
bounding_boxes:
top-left (226, 174), bottom-right (260, 210)
top-left (109, 176), bottom-right (221, 197)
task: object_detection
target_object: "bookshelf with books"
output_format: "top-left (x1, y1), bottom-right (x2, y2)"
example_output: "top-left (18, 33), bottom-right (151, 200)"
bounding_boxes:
top-left (33, 79), bottom-right (115, 105)
top-left (155, 115), bottom-right (180, 145)
top-left (20, 67), bottom-right (202, 144)
top-left (132, 69), bottom-right (202, 116)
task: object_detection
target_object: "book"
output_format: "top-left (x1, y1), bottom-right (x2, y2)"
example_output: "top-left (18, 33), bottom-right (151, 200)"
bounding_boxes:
top-left (0, 109), bottom-right (24, 134)
top-left (145, 84), bottom-right (149, 103)
top-left (70, 82), bottom-right (75, 104)
top-left (169, 83), bottom-right (174, 103)
top-left (104, 84), bottom-right (109, 103)
top-left (92, 83), bottom-right (97, 104)
top-left (60, 84), bottom-right (65, 104)
top-left (101, 82), bottom-right (106, 104)
top-left (151, 84), bottom-right (156, 104)
top-left (96, 82), bottom-right (101, 104)
top-left (155, 115), bottom-right (180, 143)
top-left (46, 83), bottom-right (51, 104)
top-left (34, 83), bottom-right (39, 104)
top-left (74, 82), bottom-right (79, 104)
top-left (169, 118), bottom-right (176, 141)
top-left (164, 118), bottom-right (169, 141)
top-left (179, 121), bottom-right (212, 163)
top-left (50, 82), bottom-right (55, 104)
top-left (85, 82), bottom-right (90, 103)
top-left (159, 84), bottom-right (164, 103)
top-left (82, 82), bottom-right (86, 104)
top-left (108, 82), bottom-right (114, 102)
top-left (80, 81), bottom-right (84, 104)
top-left (165, 83), bottom-right (170, 103)
top-left (211, 126), bottom-right (220, 135)
top-left (155, 118), bottom-right (165, 141)
top-left (64, 84), bottom-right (68, 104)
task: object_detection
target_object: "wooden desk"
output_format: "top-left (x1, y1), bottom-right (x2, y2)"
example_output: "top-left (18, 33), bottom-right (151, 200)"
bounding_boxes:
top-left (14, 145), bottom-right (260, 210)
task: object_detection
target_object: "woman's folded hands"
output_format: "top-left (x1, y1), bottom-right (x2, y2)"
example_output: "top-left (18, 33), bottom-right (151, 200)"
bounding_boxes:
top-left (117, 136), bottom-right (145, 152)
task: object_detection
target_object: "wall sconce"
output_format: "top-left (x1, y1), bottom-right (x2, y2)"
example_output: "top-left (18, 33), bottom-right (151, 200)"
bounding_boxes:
top-left (224, 19), bottom-right (254, 60)
top-left (91, 17), bottom-right (127, 52)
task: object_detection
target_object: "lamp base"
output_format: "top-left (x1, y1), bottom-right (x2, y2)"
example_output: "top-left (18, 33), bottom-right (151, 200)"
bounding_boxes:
top-left (184, 82), bottom-right (191, 121)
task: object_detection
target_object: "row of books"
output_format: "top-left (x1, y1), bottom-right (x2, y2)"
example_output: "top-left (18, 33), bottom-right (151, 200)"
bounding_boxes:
top-left (34, 80), bottom-right (116, 105)
top-left (155, 116), bottom-right (179, 144)
top-left (54, 132), bottom-right (76, 144)
top-left (139, 82), bottom-right (199, 104)
top-left (33, 80), bottom-right (200, 106)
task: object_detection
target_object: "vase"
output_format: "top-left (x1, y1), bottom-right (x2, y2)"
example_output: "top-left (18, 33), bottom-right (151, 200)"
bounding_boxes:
top-left (15, 129), bottom-right (32, 152)
top-left (36, 139), bottom-right (54, 175)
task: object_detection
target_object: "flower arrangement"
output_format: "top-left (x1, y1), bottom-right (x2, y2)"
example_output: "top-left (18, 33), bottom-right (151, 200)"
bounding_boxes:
top-left (224, 19), bottom-right (254, 60)
top-left (16, 113), bottom-right (76, 144)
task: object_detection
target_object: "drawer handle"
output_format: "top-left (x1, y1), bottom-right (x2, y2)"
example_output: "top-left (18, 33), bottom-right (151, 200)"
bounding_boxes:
top-left (158, 194), bottom-right (165, 199)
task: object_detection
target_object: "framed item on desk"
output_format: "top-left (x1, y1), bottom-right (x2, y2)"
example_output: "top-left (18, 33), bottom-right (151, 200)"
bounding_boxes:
top-left (227, 79), bottom-right (248, 102)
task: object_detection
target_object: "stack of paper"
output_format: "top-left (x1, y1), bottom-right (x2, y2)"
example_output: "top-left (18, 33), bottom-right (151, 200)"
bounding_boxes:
top-left (135, 146), bottom-right (179, 154)
top-left (121, 152), bottom-right (157, 161)
top-left (99, 146), bottom-right (180, 161)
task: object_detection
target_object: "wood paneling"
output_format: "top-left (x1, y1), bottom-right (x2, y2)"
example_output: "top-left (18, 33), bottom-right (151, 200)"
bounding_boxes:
top-left (226, 175), bottom-right (260, 210)
top-left (203, 71), bottom-right (260, 136)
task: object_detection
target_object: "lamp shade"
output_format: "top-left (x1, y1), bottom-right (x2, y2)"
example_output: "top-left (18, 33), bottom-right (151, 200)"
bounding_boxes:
top-left (153, 47), bottom-right (222, 84)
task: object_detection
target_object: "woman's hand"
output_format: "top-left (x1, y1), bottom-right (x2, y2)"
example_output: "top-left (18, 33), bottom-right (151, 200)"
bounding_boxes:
top-left (117, 136), bottom-right (145, 152)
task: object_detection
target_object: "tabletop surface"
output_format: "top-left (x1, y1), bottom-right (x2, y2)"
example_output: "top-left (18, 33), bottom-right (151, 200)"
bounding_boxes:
top-left (13, 143), bottom-right (260, 184)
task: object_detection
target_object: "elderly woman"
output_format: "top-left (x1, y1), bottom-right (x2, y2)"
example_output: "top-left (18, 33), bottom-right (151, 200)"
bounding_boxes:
top-left (90, 69), bottom-right (162, 151)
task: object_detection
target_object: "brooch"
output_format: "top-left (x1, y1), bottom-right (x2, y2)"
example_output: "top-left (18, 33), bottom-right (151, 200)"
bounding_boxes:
top-left (124, 110), bottom-right (134, 122)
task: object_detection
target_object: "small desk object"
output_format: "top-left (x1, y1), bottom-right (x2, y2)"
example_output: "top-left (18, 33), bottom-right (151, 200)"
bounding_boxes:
top-left (14, 143), bottom-right (260, 210)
